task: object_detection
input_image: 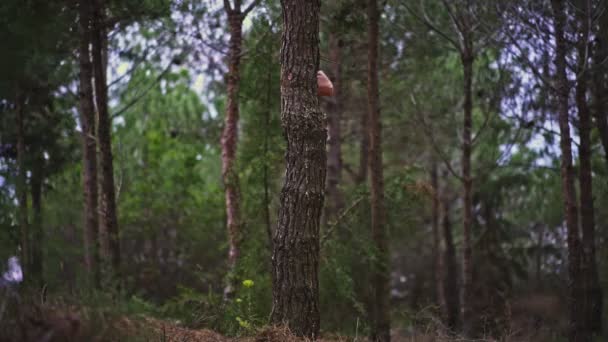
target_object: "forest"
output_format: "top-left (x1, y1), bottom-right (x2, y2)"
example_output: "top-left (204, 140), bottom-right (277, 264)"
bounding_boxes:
top-left (1, 0), bottom-right (608, 341)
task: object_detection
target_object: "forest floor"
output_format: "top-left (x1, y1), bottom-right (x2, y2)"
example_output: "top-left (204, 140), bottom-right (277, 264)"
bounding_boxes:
top-left (3, 299), bottom-right (353, 342)
top-left (4, 301), bottom-right (453, 342)
top-left (2, 296), bottom-right (553, 341)
top-left (6, 305), bottom-right (506, 342)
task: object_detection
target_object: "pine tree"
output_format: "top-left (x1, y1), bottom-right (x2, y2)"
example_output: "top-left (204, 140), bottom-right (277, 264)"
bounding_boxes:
top-left (271, 0), bottom-right (325, 337)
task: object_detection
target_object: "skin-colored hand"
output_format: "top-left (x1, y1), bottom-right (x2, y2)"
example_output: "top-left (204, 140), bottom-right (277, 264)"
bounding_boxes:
top-left (317, 70), bottom-right (334, 97)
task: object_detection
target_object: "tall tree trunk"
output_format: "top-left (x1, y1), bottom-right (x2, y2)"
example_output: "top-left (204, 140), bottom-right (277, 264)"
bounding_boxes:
top-left (325, 32), bottom-right (344, 220)
top-left (92, 0), bottom-right (120, 282)
top-left (551, 1), bottom-right (585, 340)
top-left (593, 1), bottom-right (608, 167)
top-left (16, 93), bottom-right (29, 272)
top-left (367, 1), bottom-right (390, 340)
top-left (442, 192), bottom-right (459, 331)
top-left (221, 3), bottom-right (245, 299)
top-left (78, 0), bottom-right (100, 288)
top-left (460, 48), bottom-right (474, 335)
top-left (575, 0), bottom-right (602, 334)
top-left (270, 0), bottom-right (324, 338)
top-left (30, 150), bottom-right (44, 284)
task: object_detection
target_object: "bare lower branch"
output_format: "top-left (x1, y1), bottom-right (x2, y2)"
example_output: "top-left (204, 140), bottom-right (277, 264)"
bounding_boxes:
top-left (401, 1), bottom-right (460, 51)
top-left (243, 0), bottom-right (260, 16)
top-left (410, 94), bottom-right (464, 182)
top-left (321, 197), bottom-right (364, 246)
top-left (111, 59), bottom-right (174, 120)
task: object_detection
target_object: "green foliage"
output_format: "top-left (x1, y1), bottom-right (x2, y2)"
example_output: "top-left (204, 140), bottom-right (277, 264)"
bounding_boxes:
top-left (2, 0), bottom-right (608, 339)
top-left (159, 285), bottom-right (224, 328)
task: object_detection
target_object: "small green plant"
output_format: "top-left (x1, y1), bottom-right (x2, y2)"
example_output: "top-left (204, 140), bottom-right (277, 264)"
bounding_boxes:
top-left (232, 279), bottom-right (259, 334)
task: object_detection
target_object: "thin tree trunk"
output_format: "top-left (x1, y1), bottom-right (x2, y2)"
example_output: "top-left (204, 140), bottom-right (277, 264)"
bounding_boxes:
top-left (431, 161), bottom-right (445, 320)
top-left (551, 1), bottom-right (585, 340)
top-left (92, 0), bottom-right (120, 282)
top-left (575, 0), bottom-right (602, 334)
top-left (460, 48), bottom-right (474, 335)
top-left (593, 2), bottom-right (608, 167)
top-left (357, 108), bottom-right (369, 184)
top-left (367, 1), bottom-right (390, 340)
top-left (64, 223), bottom-right (78, 294)
top-left (263, 61), bottom-right (273, 249)
top-left (221, 4), bottom-right (245, 299)
top-left (78, 0), bottom-right (100, 287)
top-left (357, 15), bottom-right (369, 186)
top-left (442, 192), bottom-right (459, 331)
top-left (325, 32), bottom-right (344, 221)
top-left (535, 223), bottom-right (544, 288)
top-left (16, 93), bottom-right (29, 272)
top-left (271, 0), bottom-right (324, 338)
top-left (30, 150), bottom-right (44, 284)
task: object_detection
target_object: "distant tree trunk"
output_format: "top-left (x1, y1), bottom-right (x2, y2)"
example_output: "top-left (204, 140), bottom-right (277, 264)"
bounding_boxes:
top-left (593, 3), bottom-right (608, 167)
top-left (325, 32), bottom-right (344, 221)
top-left (357, 108), bottom-right (369, 184)
top-left (575, 0), bottom-right (602, 334)
top-left (431, 161), bottom-right (446, 320)
top-left (78, 0), bottom-right (100, 288)
top-left (92, 0), bottom-right (120, 282)
top-left (356, 0), bottom-right (369, 186)
top-left (221, 2), bottom-right (245, 299)
top-left (30, 150), bottom-right (44, 284)
top-left (551, 1), bottom-right (585, 340)
top-left (460, 47), bottom-right (474, 336)
top-left (442, 188), bottom-right (459, 331)
top-left (270, 0), bottom-right (324, 338)
top-left (535, 223), bottom-right (545, 287)
top-left (16, 93), bottom-right (29, 272)
top-left (263, 60), bottom-right (273, 249)
top-left (367, 0), bottom-right (390, 340)
top-left (64, 223), bottom-right (78, 293)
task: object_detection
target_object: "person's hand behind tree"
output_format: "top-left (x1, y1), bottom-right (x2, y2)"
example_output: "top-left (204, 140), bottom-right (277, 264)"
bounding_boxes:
top-left (317, 70), bottom-right (333, 97)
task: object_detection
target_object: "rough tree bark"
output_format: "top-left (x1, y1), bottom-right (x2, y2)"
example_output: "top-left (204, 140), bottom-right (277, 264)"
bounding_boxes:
top-left (30, 150), bottom-right (44, 284)
top-left (270, 0), bottom-right (325, 338)
top-left (92, 0), bottom-right (120, 282)
top-left (575, 0), bottom-right (602, 334)
top-left (367, 0), bottom-right (390, 340)
top-left (551, 1), bottom-right (586, 340)
top-left (325, 32), bottom-right (344, 221)
top-left (16, 93), bottom-right (29, 272)
top-left (78, 0), bottom-right (101, 287)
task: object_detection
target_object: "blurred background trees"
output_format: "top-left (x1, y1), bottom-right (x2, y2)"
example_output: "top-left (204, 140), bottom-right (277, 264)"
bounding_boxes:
top-left (1, 0), bottom-right (607, 341)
